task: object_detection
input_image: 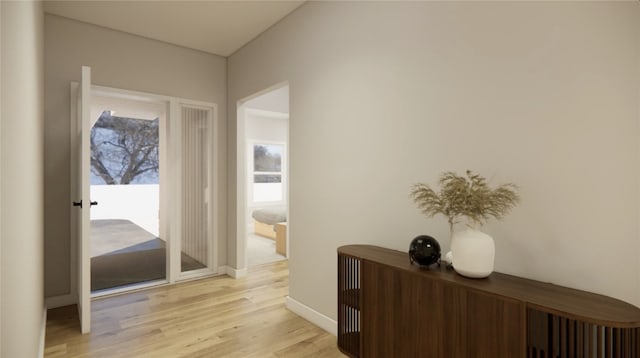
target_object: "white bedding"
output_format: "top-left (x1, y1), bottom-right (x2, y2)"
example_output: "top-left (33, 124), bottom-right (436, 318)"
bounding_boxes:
top-left (252, 207), bottom-right (287, 225)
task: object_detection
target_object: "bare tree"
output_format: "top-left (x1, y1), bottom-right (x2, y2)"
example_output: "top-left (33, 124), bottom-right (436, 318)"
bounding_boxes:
top-left (90, 112), bottom-right (159, 185)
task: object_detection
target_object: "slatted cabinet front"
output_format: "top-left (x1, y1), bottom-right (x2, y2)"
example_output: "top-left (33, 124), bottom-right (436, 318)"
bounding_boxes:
top-left (337, 245), bottom-right (640, 358)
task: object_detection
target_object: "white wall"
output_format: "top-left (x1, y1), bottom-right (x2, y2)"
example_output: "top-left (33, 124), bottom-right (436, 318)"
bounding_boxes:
top-left (91, 185), bottom-right (160, 236)
top-left (244, 85), bottom-right (290, 113)
top-left (44, 14), bottom-right (227, 299)
top-left (228, 1), bottom-right (640, 322)
top-left (1, 1), bottom-right (45, 356)
top-left (246, 113), bottom-right (288, 143)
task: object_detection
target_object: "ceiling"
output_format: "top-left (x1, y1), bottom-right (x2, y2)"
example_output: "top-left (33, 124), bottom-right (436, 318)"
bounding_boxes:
top-left (43, 0), bottom-right (305, 57)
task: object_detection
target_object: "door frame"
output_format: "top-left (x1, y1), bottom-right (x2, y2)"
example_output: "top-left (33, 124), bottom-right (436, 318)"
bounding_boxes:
top-left (235, 82), bottom-right (290, 273)
top-left (170, 99), bottom-right (219, 281)
top-left (72, 66), bottom-right (91, 333)
top-left (69, 83), bottom-right (220, 307)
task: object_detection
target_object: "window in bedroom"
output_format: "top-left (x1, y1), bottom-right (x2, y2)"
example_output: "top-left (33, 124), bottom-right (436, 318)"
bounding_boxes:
top-left (251, 143), bottom-right (284, 203)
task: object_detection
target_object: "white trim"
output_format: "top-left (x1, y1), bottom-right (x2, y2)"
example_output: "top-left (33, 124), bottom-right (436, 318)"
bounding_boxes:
top-left (92, 281), bottom-right (170, 300)
top-left (38, 305), bottom-right (47, 358)
top-left (158, 101), bottom-right (169, 289)
top-left (178, 268), bottom-right (218, 282)
top-left (45, 293), bottom-right (76, 309)
top-left (236, 104), bottom-right (247, 270)
top-left (223, 265), bottom-right (247, 279)
top-left (211, 104), bottom-right (219, 277)
top-left (79, 66), bottom-right (91, 334)
top-left (176, 271), bottom-right (221, 283)
top-left (91, 279), bottom-right (167, 298)
top-left (285, 296), bottom-right (337, 336)
top-left (168, 98), bottom-right (180, 283)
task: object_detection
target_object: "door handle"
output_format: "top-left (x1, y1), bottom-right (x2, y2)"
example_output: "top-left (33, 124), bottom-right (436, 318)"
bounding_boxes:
top-left (72, 200), bottom-right (98, 208)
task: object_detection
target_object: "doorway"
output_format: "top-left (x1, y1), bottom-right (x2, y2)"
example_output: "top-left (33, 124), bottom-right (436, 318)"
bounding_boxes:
top-left (88, 94), bottom-right (168, 293)
top-left (237, 84), bottom-right (290, 270)
top-left (84, 90), bottom-right (219, 295)
top-left (72, 67), bottom-right (220, 333)
top-left (72, 80), bottom-right (219, 297)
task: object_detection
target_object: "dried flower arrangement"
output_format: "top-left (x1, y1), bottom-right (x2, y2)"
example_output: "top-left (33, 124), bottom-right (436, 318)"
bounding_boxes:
top-left (410, 170), bottom-right (520, 232)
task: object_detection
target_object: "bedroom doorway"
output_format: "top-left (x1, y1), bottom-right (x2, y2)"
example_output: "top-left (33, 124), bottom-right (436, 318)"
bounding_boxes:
top-left (237, 84), bottom-right (290, 270)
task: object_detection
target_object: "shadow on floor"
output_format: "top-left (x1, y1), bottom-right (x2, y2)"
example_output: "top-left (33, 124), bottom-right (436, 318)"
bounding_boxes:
top-left (91, 219), bottom-right (205, 292)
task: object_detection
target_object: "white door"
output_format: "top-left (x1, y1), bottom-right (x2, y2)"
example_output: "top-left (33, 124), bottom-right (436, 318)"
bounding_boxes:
top-left (72, 66), bottom-right (92, 333)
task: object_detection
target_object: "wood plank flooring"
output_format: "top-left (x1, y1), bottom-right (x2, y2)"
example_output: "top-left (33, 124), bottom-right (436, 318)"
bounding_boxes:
top-left (44, 261), bottom-right (344, 358)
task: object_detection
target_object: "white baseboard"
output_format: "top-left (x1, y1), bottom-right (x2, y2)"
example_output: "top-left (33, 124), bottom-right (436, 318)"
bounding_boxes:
top-left (38, 304), bottom-right (47, 358)
top-left (285, 296), bottom-right (337, 336)
top-left (223, 265), bottom-right (247, 278)
top-left (45, 293), bottom-right (76, 309)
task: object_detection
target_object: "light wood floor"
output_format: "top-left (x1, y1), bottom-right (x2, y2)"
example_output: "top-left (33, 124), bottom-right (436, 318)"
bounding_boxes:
top-left (45, 261), bottom-right (344, 358)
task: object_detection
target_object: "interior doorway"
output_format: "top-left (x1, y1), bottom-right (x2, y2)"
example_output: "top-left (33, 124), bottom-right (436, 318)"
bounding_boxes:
top-left (237, 84), bottom-right (290, 270)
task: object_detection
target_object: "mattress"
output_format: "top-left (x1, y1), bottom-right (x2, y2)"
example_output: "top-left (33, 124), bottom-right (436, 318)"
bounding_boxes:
top-left (252, 207), bottom-right (287, 225)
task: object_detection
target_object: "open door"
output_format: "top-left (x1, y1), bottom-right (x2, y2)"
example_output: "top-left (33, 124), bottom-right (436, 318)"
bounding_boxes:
top-left (72, 66), bottom-right (92, 333)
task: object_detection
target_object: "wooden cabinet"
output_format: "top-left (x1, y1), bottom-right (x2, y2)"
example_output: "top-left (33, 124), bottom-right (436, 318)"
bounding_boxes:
top-left (338, 245), bottom-right (640, 358)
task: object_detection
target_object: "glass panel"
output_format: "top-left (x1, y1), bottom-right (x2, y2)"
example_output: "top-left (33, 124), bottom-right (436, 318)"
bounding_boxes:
top-left (254, 174), bottom-right (281, 183)
top-left (253, 143), bottom-right (284, 203)
top-left (181, 106), bottom-right (210, 272)
top-left (90, 111), bottom-right (159, 185)
top-left (89, 110), bottom-right (163, 292)
top-left (254, 144), bottom-right (282, 172)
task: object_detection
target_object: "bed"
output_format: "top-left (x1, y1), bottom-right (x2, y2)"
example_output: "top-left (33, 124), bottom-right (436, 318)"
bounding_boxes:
top-left (252, 207), bottom-right (287, 240)
top-left (252, 207), bottom-right (287, 256)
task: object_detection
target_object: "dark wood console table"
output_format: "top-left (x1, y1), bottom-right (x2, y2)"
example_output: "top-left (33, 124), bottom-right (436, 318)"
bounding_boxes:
top-left (337, 245), bottom-right (640, 358)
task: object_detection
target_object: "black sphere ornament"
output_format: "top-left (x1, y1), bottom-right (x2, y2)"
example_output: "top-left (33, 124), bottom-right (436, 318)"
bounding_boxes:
top-left (409, 235), bottom-right (441, 266)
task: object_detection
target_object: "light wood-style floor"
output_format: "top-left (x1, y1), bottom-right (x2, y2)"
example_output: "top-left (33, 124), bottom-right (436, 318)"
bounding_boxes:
top-left (45, 261), bottom-right (344, 358)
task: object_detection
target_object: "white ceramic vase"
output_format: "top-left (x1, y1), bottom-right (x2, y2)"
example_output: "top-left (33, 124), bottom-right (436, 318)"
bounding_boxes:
top-left (450, 228), bottom-right (495, 278)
